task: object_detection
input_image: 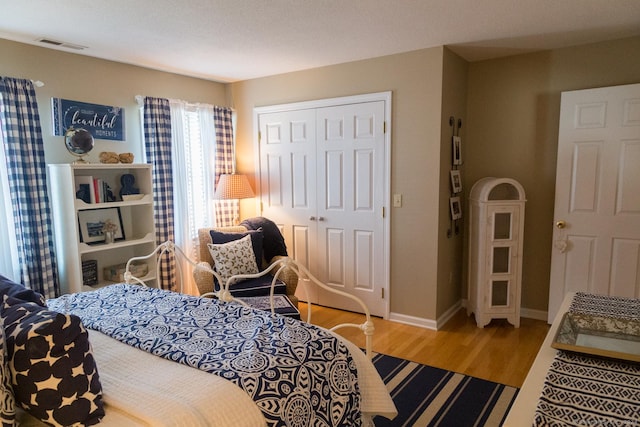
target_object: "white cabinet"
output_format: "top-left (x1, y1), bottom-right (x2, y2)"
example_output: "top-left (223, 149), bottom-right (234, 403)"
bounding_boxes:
top-left (467, 177), bottom-right (525, 328)
top-left (48, 164), bottom-right (156, 294)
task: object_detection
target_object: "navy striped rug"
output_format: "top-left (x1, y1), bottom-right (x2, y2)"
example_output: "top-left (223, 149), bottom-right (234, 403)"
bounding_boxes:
top-left (372, 353), bottom-right (519, 426)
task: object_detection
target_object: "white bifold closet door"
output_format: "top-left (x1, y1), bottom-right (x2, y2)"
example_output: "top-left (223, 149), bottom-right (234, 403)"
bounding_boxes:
top-left (258, 97), bottom-right (388, 317)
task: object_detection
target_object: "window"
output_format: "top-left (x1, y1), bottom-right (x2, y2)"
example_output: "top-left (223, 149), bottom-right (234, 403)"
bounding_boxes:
top-left (169, 101), bottom-right (217, 255)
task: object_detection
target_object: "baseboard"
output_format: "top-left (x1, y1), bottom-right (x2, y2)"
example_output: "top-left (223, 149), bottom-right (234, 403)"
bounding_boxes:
top-left (388, 300), bottom-right (548, 331)
top-left (388, 300), bottom-right (462, 331)
top-left (462, 298), bottom-right (548, 322)
top-left (388, 311), bottom-right (438, 330)
top-left (436, 300), bottom-right (463, 329)
top-left (520, 307), bottom-right (548, 321)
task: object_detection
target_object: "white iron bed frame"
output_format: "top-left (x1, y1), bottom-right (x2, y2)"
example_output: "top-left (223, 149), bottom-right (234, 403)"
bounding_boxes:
top-left (124, 241), bottom-right (375, 357)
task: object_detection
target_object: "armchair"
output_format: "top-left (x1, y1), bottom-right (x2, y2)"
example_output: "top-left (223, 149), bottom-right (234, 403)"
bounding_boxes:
top-left (194, 225), bottom-right (299, 306)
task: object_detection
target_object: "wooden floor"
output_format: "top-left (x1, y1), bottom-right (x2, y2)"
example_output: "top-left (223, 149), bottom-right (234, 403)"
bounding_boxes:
top-left (306, 304), bottom-right (550, 388)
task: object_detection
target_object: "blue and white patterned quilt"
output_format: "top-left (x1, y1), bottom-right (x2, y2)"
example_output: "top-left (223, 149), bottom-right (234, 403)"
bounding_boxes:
top-left (47, 284), bottom-right (362, 427)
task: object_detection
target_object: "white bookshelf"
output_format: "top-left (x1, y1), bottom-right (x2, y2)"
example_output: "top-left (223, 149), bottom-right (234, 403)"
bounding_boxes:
top-left (48, 163), bottom-right (157, 294)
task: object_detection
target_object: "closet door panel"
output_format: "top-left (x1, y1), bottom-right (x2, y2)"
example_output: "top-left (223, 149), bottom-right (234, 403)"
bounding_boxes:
top-left (355, 149), bottom-right (374, 211)
top-left (324, 151), bottom-right (344, 210)
top-left (316, 102), bottom-right (385, 313)
top-left (325, 228), bottom-right (345, 286)
top-left (259, 109), bottom-right (317, 272)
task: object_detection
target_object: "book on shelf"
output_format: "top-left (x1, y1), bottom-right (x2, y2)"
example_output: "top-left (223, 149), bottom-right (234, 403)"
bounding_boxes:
top-left (81, 259), bottom-right (98, 286)
top-left (76, 176), bottom-right (114, 204)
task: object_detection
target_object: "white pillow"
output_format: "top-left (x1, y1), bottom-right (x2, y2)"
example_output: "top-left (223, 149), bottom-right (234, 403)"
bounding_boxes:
top-left (207, 234), bottom-right (259, 286)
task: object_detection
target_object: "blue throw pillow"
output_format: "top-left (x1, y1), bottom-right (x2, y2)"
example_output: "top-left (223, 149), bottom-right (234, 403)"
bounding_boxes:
top-left (1, 296), bottom-right (104, 426)
top-left (0, 274), bottom-right (45, 307)
top-left (210, 228), bottom-right (264, 270)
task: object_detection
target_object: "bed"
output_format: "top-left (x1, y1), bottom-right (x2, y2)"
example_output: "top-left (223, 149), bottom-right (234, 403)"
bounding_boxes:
top-left (2, 248), bottom-right (397, 427)
top-left (504, 292), bottom-right (640, 426)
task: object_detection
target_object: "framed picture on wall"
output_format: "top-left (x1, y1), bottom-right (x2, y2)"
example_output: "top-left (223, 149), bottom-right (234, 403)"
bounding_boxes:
top-left (450, 170), bottom-right (462, 193)
top-left (450, 196), bottom-right (462, 220)
top-left (452, 136), bottom-right (462, 165)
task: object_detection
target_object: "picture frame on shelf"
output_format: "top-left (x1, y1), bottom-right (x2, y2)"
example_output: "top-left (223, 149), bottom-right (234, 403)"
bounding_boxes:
top-left (450, 196), bottom-right (462, 220)
top-left (450, 170), bottom-right (462, 193)
top-left (452, 136), bottom-right (462, 165)
top-left (78, 207), bottom-right (125, 244)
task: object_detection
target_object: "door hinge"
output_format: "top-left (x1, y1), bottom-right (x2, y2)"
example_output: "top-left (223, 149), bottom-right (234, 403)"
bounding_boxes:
top-left (381, 288), bottom-right (385, 299)
top-left (258, 131), bottom-right (261, 143)
top-left (383, 121), bottom-right (387, 134)
top-left (382, 206), bottom-right (385, 218)
top-left (260, 201), bottom-right (263, 213)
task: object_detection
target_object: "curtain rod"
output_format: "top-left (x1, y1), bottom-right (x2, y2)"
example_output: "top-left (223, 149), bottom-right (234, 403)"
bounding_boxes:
top-left (134, 95), bottom-right (234, 111)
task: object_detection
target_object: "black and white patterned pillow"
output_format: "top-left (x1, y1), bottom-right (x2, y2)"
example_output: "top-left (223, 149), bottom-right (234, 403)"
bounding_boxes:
top-left (1, 296), bottom-right (104, 426)
top-left (208, 234), bottom-right (260, 286)
top-left (0, 315), bottom-right (15, 427)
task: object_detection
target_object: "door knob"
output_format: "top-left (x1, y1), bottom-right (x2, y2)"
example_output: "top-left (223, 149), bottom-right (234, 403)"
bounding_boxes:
top-left (318, 217), bottom-right (325, 222)
top-left (555, 220), bottom-right (566, 229)
top-left (309, 216), bottom-right (316, 221)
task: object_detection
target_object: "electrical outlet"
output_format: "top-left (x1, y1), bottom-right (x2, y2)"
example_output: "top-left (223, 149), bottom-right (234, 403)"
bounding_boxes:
top-left (393, 194), bottom-right (402, 207)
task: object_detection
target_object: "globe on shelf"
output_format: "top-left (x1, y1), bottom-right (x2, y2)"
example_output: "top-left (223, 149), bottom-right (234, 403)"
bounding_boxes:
top-left (64, 128), bottom-right (94, 163)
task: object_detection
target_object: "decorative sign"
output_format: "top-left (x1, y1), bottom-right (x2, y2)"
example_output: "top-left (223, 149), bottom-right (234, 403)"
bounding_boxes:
top-left (52, 98), bottom-right (125, 141)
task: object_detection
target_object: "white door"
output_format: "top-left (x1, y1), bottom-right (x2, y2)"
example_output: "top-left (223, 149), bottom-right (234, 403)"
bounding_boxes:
top-left (257, 94), bottom-right (390, 317)
top-left (315, 102), bottom-right (386, 314)
top-left (548, 83), bottom-right (640, 323)
top-left (258, 108), bottom-right (318, 275)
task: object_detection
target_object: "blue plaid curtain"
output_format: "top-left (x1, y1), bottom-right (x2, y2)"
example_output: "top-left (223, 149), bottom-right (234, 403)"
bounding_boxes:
top-left (0, 77), bottom-right (59, 297)
top-left (142, 96), bottom-right (176, 291)
top-left (213, 106), bottom-right (238, 227)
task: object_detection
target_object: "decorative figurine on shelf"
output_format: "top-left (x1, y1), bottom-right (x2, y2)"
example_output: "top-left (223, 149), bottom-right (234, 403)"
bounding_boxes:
top-left (65, 128), bottom-right (94, 164)
top-left (102, 219), bottom-right (118, 244)
top-left (99, 151), bottom-right (120, 164)
top-left (119, 153), bottom-right (134, 163)
top-left (119, 173), bottom-right (140, 199)
top-left (99, 151), bottom-right (135, 164)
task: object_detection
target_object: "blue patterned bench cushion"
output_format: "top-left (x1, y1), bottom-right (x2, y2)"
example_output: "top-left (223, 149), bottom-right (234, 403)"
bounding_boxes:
top-left (215, 275), bottom-right (287, 298)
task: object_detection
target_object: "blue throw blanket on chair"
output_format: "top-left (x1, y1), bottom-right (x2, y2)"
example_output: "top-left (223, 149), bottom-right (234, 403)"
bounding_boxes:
top-left (240, 217), bottom-right (288, 262)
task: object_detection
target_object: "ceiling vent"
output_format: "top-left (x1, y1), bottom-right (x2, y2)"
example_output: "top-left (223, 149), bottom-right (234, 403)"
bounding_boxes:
top-left (37, 38), bottom-right (87, 50)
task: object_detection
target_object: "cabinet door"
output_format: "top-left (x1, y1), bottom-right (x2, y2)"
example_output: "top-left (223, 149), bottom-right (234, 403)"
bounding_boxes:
top-left (486, 205), bottom-right (520, 310)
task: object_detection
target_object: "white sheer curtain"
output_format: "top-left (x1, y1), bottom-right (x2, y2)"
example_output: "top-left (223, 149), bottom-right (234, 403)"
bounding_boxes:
top-left (169, 99), bottom-right (217, 295)
top-left (0, 124), bottom-right (20, 280)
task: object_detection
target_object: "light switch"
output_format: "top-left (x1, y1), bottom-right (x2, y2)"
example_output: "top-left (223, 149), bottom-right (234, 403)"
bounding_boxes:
top-left (393, 193), bottom-right (402, 207)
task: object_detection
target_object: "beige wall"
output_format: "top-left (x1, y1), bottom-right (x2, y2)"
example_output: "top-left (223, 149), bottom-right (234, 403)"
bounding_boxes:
top-left (231, 48), bottom-right (447, 320)
top-left (0, 39), bottom-right (229, 164)
top-left (465, 36), bottom-right (640, 313)
top-left (3, 34), bottom-right (638, 322)
top-left (437, 48), bottom-right (468, 316)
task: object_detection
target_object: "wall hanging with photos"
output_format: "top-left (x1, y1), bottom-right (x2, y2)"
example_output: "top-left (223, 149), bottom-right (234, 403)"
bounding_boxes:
top-left (448, 116), bottom-right (463, 237)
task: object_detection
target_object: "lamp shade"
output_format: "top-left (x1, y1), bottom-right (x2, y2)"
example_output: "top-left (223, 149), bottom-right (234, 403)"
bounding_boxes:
top-left (214, 174), bottom-right (255, 200)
